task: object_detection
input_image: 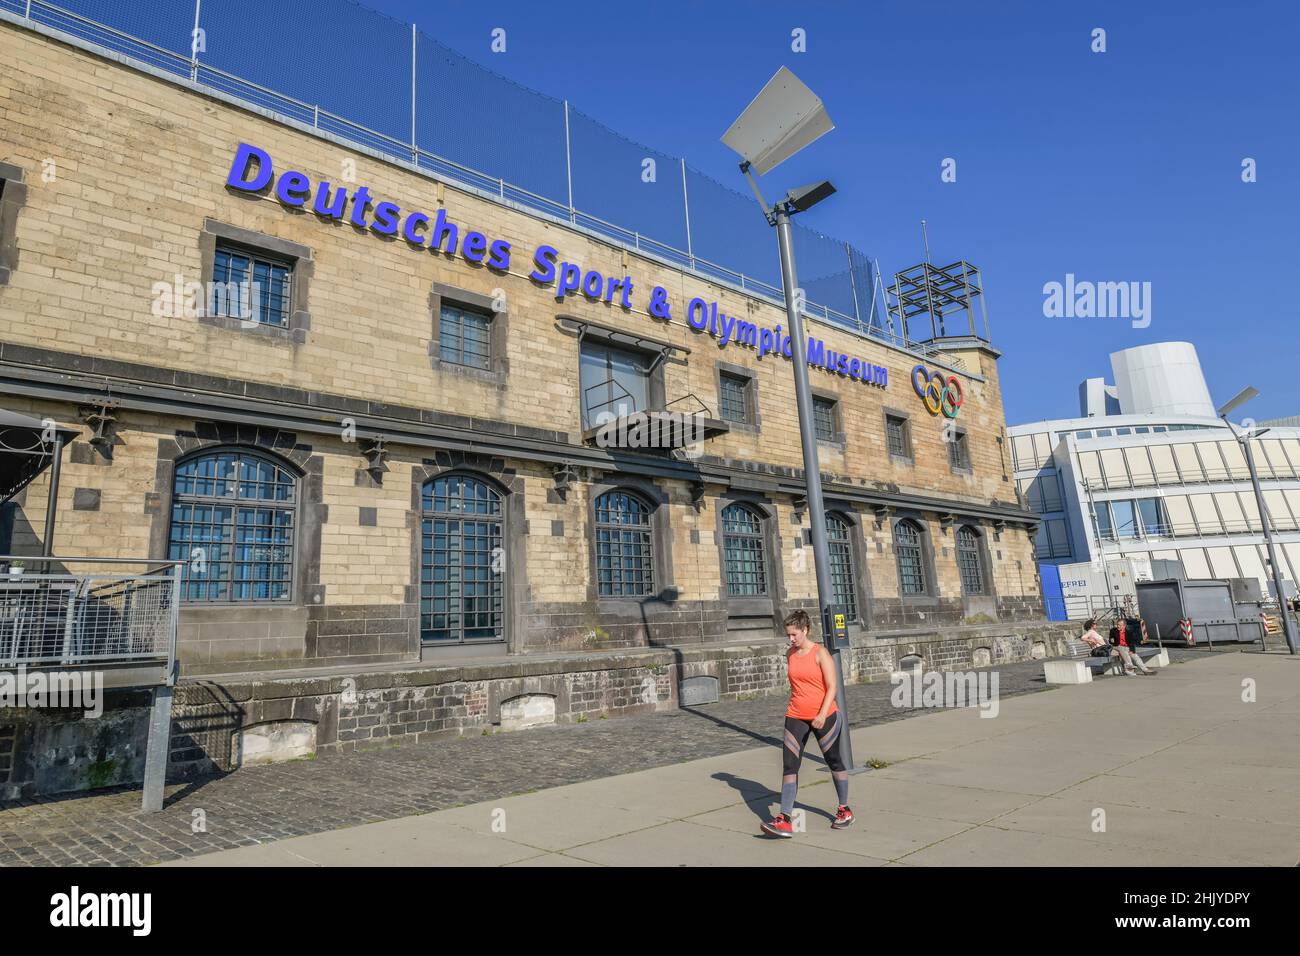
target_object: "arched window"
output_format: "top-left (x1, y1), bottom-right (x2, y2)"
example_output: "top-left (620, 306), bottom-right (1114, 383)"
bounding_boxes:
top-left (895, 520), bottom-right (927, 596)
top-left (594, 491), bottom-right (655, 597)
top-left (956, 525), bottom-right (986, 594)
top-left (168, 449), bottom-right (296, 602)
top-left (722, 503), bottom-right (768, 596)
top-left (826, 513), bottom-right (858, 620)
top-left (421, 474), bottom-right (505, 643)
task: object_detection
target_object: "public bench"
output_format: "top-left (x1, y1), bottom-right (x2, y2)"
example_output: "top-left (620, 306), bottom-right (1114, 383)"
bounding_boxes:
top-left (1042, 639), bottom-right (1168, 685)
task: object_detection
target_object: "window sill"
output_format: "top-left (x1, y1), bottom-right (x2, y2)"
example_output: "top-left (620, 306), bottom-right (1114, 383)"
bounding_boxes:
top-left (722, 419), bottom-right (761, 436)
top-left (726, 596), bottom-right (774, 617)
top-left (198, 312), bottom-right (308, 344)
top-left (429, 352), bottom-right (507, 387)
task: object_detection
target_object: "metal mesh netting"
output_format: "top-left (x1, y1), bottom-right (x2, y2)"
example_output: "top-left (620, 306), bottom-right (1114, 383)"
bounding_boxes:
top-left (569, 108), bottom-right (687, 251)
top-left (200, 0), bottom-right (411, 143)
top-left (13, 0), bottom-right (890, 338)
top-left (684, 166), bottom-right (781, 292)
top-left (416, 32), bottom-right (568, 202)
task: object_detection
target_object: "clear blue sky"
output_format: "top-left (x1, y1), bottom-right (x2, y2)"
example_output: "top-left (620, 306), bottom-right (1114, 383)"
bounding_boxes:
top-left (310, 0), bottom-right (1298, 424)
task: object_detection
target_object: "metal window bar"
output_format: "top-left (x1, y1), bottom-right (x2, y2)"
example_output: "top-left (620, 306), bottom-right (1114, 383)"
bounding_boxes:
top-left (813, 399), bottom-right (837, 442)
top-left (826, 516), bottom-right (858, 621)
top-left (722, 504), bottom-right (767, 597)
top-left (718, 375), bottom-right (749, 424)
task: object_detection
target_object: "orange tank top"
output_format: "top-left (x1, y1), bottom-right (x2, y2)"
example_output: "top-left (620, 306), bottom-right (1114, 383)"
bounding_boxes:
top-left (786, 645), bottom-right (835, 720)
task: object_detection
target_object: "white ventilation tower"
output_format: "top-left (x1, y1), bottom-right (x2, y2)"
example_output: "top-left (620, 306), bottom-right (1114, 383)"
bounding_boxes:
top-left (1109, 342), bottom-right (1216, 418)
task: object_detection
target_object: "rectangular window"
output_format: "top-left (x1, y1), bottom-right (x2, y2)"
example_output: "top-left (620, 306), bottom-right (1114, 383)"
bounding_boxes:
top-left (1216, 492), bottom-right (1247, 534)
top-left (813, 397), bottom-right (837, 442)
top-left (1137, 498), bottom-right (1168, 537)
top-left (1046, 519), bottom-right (1070, 556)
top-left (886, 415), bottom-right (910, 458)
top-left (1011, 434), bottom-right (1035, 470)
top-left (580, 341), bottom-right (651, 429)
top-left (1111, 500), bottom-right (1139, 539)
top-left (948, 431), bottom-right (970, 470)
top-left (212, 243), bottom-right (291, 327)
top-left (719, 372), bottom-right (751, 424)
top-left (1041, 474), bottom-right (1064, 512)
top-left (1093, 500), bottom-right (1114, 540)
top-left (439, 303), bottom-right (492, 370)
top-left (1035, 519), bottom-right (1071, 558)
top-left (1100, 448), bottom-right (1131, 488)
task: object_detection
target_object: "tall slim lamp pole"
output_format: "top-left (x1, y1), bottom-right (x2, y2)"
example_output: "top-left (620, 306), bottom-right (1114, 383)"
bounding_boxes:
top-left (1219, 387), bottom-right (1297, 655)
top-left (723, 68), bottom-right (856, 767)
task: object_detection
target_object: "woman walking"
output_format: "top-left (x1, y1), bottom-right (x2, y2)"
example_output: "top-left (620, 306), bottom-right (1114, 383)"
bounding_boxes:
top-left (761, 610), bottom-right (854, 838)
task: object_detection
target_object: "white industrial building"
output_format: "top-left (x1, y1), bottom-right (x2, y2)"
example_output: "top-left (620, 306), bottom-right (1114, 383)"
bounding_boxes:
top-left (1010, 342), bottom-right (1300, 618)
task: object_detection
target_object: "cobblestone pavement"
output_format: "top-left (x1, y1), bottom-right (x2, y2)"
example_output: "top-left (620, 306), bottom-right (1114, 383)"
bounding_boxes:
top-left (0, 647), bottom-right (1220, 866)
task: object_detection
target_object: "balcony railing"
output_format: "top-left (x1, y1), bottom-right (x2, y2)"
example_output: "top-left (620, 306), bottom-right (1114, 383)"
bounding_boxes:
top-left (0, 557), bottom-right (180, 673)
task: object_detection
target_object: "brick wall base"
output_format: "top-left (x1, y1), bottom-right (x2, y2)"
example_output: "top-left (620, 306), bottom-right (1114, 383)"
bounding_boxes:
top-left (1, 621), bottom-right (1078, 799)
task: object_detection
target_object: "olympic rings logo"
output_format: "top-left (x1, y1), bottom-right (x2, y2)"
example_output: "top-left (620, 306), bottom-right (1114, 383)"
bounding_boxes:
top-left (911, 365), bottom-right (964, 418)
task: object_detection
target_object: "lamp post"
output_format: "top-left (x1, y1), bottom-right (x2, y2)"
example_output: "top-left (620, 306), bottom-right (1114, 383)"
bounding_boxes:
top-left (722, 68), bottom-right (856, 769)
top-left (1218, 386), bottom-right (1297, 655)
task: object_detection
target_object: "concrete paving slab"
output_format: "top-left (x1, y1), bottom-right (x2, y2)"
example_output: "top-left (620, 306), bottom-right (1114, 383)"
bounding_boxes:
top-left (429, 792), bottom-right (673, 852)
top-left (688, 795), bottom-right (973, 862)
top-left (988, 793), bottom-right (1300, 866)
top-left (1056, 773), bottom-right (1300, 827)
top-left (561, 819), bottom-right (889, 867)
top-left (839, 775), bottom-right (1043, 824)
top-left (878, 746), bottom-right (1124, 795)
top-left (165, 816), bottom-right (540, 867)
top-left (504, 852), bottom-right (601, 867)
top-left (1104, 750), bottom-right (1300, 794)
top-left (897, 824), bottom-right (1239, 867)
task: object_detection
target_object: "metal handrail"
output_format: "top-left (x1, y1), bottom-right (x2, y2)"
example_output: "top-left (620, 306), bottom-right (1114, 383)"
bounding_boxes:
top-left (0, 563), bottom-right (182, 671)
top-left (583, 379), bottom-right (637, 425)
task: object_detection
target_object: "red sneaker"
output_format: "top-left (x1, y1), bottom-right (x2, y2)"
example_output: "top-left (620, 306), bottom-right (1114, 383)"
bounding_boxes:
top-left (760, 813), bottom-right (794, 838)
top-left (831, 805), bottom-right (855, 830)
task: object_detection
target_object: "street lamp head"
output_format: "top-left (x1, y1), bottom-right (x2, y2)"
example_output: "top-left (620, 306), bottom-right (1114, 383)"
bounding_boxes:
top-left (785, 179), bottom-right (836, 213)
top-left (721, 66), bottom-right (834, 175)
top-left (1217, 385), bottom-right (1259, 418)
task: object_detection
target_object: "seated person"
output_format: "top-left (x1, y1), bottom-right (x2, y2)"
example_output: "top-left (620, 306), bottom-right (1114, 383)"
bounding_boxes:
top-left (1081, 619), bottom-right (1117, 660)
top-left (1109, 618), bottom-right (1156, 676)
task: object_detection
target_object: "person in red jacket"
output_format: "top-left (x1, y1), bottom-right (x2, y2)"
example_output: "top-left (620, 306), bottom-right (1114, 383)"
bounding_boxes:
top-left (760, 610), bottom-right (853, 838)
top-left (1109, 617), bottom-right (1156, 675)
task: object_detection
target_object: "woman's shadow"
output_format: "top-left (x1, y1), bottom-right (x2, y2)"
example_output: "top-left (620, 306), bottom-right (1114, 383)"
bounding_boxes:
top-left (711, 769), bottom-right (837, 830)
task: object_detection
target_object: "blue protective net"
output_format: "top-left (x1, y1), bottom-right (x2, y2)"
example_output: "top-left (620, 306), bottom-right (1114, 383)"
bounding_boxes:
top-left (16, 0), bottom-right (887, 335)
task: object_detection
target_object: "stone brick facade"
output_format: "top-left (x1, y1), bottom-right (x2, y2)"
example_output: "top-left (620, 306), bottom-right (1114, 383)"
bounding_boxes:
top-left (0, 21), bottom-right (1056, 797)
top-left (0, 21), bottom-right (1043, 676)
